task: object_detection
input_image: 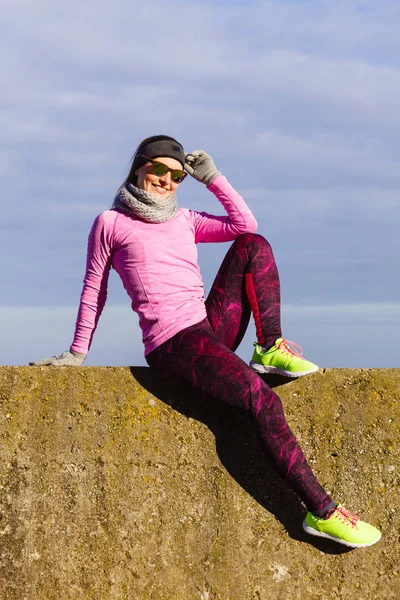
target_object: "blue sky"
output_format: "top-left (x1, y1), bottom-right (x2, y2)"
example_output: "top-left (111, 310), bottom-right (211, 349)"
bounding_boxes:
top-left (1, 0), bottom-right (399, 367)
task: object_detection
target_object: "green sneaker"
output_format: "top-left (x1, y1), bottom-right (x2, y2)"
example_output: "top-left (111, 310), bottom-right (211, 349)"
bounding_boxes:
top-left (303, 505), bottom-right (381, 548)
top-left (249, 338), bottom-right (318, 377)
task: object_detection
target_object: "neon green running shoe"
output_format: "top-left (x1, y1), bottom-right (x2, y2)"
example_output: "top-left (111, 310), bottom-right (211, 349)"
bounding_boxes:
top-left (249, 338), bottom-right (318, 377)
top-left (303, 505), bottom-right (381, 548)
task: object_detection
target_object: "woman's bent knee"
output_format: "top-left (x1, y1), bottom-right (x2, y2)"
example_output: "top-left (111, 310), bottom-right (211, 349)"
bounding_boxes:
top-left (233, 232), bottom-right (271, 251)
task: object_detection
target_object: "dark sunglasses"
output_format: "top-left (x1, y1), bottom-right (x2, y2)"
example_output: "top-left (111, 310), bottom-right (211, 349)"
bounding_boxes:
top-left (140, 155), bottom-right (187, 183)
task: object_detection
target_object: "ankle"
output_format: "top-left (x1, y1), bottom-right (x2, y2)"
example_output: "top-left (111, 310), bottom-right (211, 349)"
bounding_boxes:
top-left (312, 500), bottom-right (338, 519)
top-left (259, 337), bottom-right (281, 352)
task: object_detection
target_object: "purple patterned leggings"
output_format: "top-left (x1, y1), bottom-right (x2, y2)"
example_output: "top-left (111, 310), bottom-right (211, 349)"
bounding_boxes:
top-left (146, 233), bottom-right (332, 513)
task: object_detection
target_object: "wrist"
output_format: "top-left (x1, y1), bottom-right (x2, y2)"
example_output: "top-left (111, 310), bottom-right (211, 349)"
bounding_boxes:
top-left (205, 171), bottom-right (222, 187)
top-left (204, 170), bottom-right (221, 186)
top-left (70, 349), bottom-right (86, 359)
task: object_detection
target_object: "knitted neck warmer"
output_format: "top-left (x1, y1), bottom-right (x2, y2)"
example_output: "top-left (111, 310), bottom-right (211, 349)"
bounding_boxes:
top-left (112, 183), bottom-right (179, 223)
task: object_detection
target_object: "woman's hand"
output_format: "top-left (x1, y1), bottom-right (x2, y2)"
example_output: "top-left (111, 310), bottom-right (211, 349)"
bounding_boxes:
top-left (29, 350), bottom-right (86, 367)
top-left (184, 150), bottom-right (221, 186)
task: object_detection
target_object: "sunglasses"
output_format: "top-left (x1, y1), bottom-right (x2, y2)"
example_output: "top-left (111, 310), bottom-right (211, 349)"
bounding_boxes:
top-left (140, 155), bottom-right (187, 183)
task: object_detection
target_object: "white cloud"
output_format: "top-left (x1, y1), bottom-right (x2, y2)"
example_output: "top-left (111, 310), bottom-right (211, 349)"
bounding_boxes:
top-left (241, 186), bottom-right (400, 216)
top-left (2, 0), bottom-right (399, 366)
top-left (252, 129), bottom-right (400, 179)
top-left (245, 51), bottom-right (400, 122)
top-left (2, 0), bottom-right (400, 170)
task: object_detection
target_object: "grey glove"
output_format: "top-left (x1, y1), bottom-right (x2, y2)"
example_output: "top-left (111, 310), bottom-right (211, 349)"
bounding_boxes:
top-left (29, 350), bottom-right (86, 367)
top-left (184, 150), bottom-right (221, 186)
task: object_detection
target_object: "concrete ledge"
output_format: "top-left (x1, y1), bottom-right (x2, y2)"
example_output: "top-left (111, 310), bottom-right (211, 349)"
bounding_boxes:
top-left (0, 367), bottom-right (399, 599)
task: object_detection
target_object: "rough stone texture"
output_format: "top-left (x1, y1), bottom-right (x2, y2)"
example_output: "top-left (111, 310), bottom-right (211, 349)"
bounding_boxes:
top-left (0, 366), bottom-right (399, 600)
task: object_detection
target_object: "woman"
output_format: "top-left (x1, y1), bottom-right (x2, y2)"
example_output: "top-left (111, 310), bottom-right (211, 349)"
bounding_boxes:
top-left (31, 134), bottom-right (381, 548)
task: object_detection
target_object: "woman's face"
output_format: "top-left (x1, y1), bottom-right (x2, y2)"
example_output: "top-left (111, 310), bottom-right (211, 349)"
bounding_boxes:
top-left (135, 156), bottom-right (183, 199)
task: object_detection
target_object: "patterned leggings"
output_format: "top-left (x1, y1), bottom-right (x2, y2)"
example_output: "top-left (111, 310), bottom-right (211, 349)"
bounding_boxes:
top-left (146, 233), bottom-right (332, 513)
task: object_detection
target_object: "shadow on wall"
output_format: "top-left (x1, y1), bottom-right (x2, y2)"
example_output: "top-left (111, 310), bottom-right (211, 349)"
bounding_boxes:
top-left (131, 367), bottom-right (350, 556)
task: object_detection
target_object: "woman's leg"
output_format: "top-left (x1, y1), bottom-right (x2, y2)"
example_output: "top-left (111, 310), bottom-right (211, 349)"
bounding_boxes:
top-left (146, 319), bottom-right (334, 515)
top-left (205, 233), bottom-right (281, 350)
top-left (205, 233), bottom-right (318, 376)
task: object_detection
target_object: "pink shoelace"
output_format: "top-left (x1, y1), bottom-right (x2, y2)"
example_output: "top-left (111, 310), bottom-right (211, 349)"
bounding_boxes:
top-left (276, 339), bottom-right (305, 360)
top-left (326, 506), bottom-right (360, 528)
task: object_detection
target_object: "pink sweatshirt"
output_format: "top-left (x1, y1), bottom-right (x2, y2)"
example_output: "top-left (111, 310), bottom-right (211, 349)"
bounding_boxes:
top-left (70, 175), bottom-right (257, 356)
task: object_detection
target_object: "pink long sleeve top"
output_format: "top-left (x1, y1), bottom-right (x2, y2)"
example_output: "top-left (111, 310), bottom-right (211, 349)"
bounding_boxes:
top-left (70, 175), bottom-right (257, 356)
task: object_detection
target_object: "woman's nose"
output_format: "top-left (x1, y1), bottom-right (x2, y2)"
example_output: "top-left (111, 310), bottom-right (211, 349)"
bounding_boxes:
top-left (158, 171), bottom-right (172, 184)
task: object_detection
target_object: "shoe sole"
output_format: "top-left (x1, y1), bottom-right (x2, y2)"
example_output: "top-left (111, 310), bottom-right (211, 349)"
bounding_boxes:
top-left (303, 520), bottom-right (382, 548)
top-left (249, 361), bottom-right (319, 378)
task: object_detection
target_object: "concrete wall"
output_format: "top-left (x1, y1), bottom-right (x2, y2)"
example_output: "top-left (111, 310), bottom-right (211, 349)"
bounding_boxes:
top-left (0, 366), bottom-right (399, 599)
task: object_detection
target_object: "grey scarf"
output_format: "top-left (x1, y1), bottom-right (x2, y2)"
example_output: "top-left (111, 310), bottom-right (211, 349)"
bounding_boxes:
top-left (112, 183), bottom-right (179, 223)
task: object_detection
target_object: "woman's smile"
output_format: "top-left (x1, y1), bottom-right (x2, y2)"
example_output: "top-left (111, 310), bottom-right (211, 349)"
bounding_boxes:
top-left (152, 182), bottom-right (170, 195)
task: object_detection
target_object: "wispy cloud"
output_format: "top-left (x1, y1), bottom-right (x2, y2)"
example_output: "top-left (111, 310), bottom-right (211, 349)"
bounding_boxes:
top-left (2, 0), bottom-right (399, 366)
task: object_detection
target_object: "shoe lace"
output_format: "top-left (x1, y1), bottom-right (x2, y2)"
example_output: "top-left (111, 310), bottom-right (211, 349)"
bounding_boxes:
top-left (276, 339), bottom-right (304, 358)
top-left (327, 506), bottom-right (360, 528)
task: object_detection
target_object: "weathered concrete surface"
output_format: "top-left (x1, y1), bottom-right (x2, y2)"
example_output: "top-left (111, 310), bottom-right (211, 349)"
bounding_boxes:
top-left (0, 366), bottom-right (399, 600)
